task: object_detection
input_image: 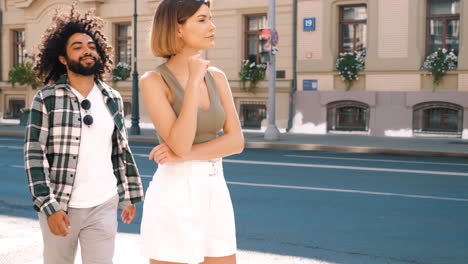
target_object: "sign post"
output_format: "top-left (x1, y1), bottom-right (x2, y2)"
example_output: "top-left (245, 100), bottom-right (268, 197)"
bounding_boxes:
top-left (264, 0), bottom-right (281, 141)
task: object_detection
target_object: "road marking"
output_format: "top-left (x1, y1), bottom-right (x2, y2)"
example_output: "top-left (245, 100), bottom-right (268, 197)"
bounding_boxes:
top-left (0, 138), bottom-right (23, 142)
top-left (16, 152), bottom-right (468, 177)
top-left (0, 145), bottom-right (23, 150)
top-left (133, 153), bottom-right (468, 176)
top-left (139, 174), bottom-right (468, 202)
top-left (133, 153), bottom-right (149, 158)
top-left (221, 159), bottom-right (468, 177)
top-left (286, 154), bottom-right (468, 167)
top-left (225, 181), bottom-right (468, 202)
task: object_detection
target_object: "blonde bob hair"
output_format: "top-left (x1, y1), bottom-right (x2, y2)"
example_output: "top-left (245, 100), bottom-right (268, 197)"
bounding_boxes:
top-left (150, 0), bottom-right (211, 58)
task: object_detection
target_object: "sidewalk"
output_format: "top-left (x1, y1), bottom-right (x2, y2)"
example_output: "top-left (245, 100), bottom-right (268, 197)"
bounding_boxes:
top-left (1, 123), bottom-right (467, 157)
top-left (1, 215), bottom-right (331, 264)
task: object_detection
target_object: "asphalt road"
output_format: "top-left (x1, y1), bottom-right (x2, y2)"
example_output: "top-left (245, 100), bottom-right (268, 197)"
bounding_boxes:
top-left (1, 135), bottom-right (468, 264)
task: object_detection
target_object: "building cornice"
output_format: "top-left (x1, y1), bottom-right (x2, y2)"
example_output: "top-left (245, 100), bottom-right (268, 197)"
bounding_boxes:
top-left (14, 0), bottom-right (35, 9)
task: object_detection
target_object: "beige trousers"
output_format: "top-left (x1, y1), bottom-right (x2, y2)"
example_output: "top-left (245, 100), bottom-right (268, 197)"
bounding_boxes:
top-left (38, 194), bottom-right (119, 264)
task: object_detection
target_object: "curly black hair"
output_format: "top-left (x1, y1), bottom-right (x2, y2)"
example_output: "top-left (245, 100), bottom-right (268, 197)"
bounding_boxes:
top-left (34, 3), bottom-right (113, 85)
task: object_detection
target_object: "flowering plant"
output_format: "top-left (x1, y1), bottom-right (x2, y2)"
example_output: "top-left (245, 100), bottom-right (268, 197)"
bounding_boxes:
top-left (112, 62), bottom-right (131, 81)
top-left (421, 48), bottom-right (458, 86)
top-left (335, 50), bottom-right (365, 90)
top-left (239, 59), bottom-right (266, 93)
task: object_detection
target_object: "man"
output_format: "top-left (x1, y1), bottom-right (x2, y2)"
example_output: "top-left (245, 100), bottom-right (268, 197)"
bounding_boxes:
top-left (24, 5), bottom-right (144, 264)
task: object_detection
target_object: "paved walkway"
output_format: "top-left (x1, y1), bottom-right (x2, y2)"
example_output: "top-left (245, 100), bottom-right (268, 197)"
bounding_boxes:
top-left (2, 123), bottom-right (467, 157)
top-left (1, 215), bottom-right (332, 264)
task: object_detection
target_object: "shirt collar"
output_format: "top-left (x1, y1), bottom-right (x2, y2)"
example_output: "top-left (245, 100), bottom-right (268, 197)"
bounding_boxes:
top-left (56, 74), bottom-right (113, 98)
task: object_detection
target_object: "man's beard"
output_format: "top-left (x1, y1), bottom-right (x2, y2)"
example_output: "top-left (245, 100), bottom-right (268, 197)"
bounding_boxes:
top-left (66, 55), bottom-right (102, 76)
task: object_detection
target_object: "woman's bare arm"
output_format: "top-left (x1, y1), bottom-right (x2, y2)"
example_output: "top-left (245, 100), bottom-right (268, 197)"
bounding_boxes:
top-left (140, 56), bottom-right (209, 157)
top-left (149, 67), bottom-right (244, 163)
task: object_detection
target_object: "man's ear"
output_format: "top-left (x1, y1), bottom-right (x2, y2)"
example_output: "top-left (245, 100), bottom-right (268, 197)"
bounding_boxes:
top-left (58, 55), bottom-right (67, 66)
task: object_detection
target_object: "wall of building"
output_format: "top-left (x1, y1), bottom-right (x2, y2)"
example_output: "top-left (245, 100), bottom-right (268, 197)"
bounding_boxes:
top-left (295, 0), bottom-right (468, 138)
top-left (0, 0), bottom-right (293, 130)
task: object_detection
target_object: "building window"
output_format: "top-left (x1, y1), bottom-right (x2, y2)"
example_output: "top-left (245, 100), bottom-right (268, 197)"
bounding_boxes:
top-left (115, 23), bottom-right (132, 65)
top-left (413, 102), bottom-right (463, 135)
top-left (123, 101), bottom-right (132, 118)
top-left (339, 5), bottom-right (367, 53)
top-left (244, 14), bottom-right (268, 64)
top-left (5, 99), bottom-right (25, 119)
top-left (327, 101), bottom-right (369, 131)
top-left (240, 102), bottom-right (267, 129)
top-left (13, 29), bottom-right (26, 66)
top-left (426, 0), bottom-right (460, 55)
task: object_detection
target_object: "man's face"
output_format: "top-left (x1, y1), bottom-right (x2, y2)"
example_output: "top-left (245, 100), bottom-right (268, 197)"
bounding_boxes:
top-left (59, 33), bottom-right (102, 76)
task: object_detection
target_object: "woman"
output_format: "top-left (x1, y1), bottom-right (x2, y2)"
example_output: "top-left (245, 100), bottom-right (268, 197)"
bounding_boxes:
top-left (139, 0), bottom-right (244, 264)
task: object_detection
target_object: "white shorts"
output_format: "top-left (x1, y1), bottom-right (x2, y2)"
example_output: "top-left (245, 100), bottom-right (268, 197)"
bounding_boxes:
top-left (140, 158), bottom-right (236, 263)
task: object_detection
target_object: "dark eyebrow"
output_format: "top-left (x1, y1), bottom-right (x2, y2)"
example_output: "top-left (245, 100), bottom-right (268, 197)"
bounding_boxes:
top-left (70, 41), bottom-right (95, 46)
top-left (197, 14), bottom-right (209, 18)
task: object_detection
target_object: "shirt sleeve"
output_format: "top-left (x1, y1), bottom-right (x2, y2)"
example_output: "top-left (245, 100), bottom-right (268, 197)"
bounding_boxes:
top-left (117, 95), bottom-right (144, 205)
top-left (24, 91), bottom-right (62, 217)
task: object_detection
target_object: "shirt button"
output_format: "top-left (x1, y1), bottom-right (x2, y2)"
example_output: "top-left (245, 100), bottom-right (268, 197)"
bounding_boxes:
top-left (70, 174), bottom-right (74, 177)
top-left (66, 193), bottom-right (70, 196)
top-left (78, 118), bottom-right (81, 121)
top-left (76, 137), bottom-right (79, 140)
top-left (73, 156), bottom-right (76, 159)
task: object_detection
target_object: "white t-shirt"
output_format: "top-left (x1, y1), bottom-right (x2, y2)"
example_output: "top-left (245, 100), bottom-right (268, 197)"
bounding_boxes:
top-left (68, 84), bottom-right (118, 208)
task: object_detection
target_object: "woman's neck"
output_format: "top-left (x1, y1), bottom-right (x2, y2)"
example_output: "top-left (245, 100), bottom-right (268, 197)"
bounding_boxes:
top-left (166, 49), bottom-right (202, 74)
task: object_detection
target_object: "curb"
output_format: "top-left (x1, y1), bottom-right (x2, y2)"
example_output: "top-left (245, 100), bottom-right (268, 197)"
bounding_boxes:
top-left (2, 130), bottom-right (467, 158)
top-left (244, 142), bottom-right (468, 158)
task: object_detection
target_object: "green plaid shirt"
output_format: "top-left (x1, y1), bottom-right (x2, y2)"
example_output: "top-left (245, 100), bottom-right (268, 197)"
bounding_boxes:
top-left (24, 75), bottom-right (144, 217)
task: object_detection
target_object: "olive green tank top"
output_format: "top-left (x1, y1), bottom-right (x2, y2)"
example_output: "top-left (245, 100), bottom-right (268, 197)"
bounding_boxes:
top-left (156, 63), bottom-right (226, 144)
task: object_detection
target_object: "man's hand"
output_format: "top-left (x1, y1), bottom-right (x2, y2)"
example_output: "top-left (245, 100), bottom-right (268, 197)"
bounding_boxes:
top-left (47, 210), bottom-right (70, 237)
top-left (149, 143), bottom-right (183, 164)
top-left (121, 205), bottom-right (136, 224)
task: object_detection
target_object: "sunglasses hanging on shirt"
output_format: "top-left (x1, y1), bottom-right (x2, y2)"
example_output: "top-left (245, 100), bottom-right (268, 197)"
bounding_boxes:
top-left (80, 99), bottom-right (94, 126)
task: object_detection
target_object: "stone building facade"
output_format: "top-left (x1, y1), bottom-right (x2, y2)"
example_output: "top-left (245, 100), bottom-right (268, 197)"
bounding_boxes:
top-left (2, 0), bottom-right (467, 138)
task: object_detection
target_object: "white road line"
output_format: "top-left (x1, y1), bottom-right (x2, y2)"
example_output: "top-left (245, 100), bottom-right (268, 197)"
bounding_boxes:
top-left (226, 181), bottom-right (468, 202)
top-left (133, 153), bottom-right (149, 158)
top-left (132, 153), bottom-right (468, 176)
top-left (0, 145), bottom-right (23, 149)
top-left (0, 138), bottom-right (23, 142)
top-left (15, 153), bottom-right (468, 177)
top-left (139, 174), bottom-right (468, 202)
top-left (286, 154), bottom-right (468, 167)
top-left (10, 165), bottom-right (467, 202)
top-left (222, 159), bottom-right (468, 177)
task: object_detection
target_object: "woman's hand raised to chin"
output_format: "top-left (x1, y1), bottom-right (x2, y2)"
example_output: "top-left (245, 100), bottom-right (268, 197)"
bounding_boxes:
top-left (188, 53), bottom-right (210, 85)
top-left (149, 143), bottom-right (183, 164)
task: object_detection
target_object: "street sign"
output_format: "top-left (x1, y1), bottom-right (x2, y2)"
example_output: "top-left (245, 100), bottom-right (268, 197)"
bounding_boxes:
top-left (303, 17), bottom-right (316, 31)
top-left (271, 29), bottom-right (279, 46)
top-left (303, 79), bottom-right (318, 91)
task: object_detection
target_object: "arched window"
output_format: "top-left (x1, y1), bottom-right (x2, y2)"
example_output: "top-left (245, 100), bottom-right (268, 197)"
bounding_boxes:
top-left (413, 102), bottom-right (463, 135)
top-left (327, 101), bottom-right (369, 131)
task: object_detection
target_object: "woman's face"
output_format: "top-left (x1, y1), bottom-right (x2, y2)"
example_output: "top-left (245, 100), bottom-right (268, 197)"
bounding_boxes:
top-left (179, 4), bottom-right (216, 51)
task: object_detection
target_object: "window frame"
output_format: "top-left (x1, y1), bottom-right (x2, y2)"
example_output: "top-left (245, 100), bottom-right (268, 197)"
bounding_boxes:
top-left (12, 29), bottom-right (25, 66)
top-left (413, 101), bottom-right (463, 135)
top-left (114, 22), bottom-right (132, 65)
top-left (338, 4), bottom-right (367, 53)
top-left (244, 13), bottom-right (267, 64)
top-left (327, 101), bottom-right (370, 132)
top-left (425, 0), bottom-right (460, 55)
top-left (239, 101), bottom-right (267, 129)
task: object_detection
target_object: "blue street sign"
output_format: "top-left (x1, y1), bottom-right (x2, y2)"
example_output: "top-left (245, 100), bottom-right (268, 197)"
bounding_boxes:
top-left (303, 80), bottom-right (318, 91)
top-left (303, 17), bottom-right (316, 31)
